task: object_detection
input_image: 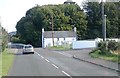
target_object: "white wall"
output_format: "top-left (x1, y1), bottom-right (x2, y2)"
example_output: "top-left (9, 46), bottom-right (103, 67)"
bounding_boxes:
top-left (72, 40), bottom-right (96, 49)
top-left (95, 38), bottom-right (120, 42)
top-left (44, 37), bottom-right (76, 47)
top-left (72, 38), bottom-right (120, 49)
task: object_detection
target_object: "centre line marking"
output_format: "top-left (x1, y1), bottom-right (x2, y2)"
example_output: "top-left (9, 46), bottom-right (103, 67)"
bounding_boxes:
top-left (62, 71), bottom-right (72, 78)
top-left (35, 52), bottom-right (40, 56)
top-left (45, 59), bottom-right (50, 62)
top-left (35, 52), bottom-right (44, 59)
top-left (41, 56), bottom-right (44, 58)
top-left (52, 64), bottom-right (59, 69)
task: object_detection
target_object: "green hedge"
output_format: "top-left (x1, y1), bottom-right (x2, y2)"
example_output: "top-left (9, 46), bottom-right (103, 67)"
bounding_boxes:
top-left (2, 36), bottom-right (8, 51)
top-left (97, 40), bottom-right (120, 55)
top-left (90, 40), bottom-right (120, 63)
top-left (108, 41), bottom-right (120, 51)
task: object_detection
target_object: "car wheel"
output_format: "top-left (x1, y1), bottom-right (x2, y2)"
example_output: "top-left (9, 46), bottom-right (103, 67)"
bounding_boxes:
top-left (32, 52), bottom-right (34, 54)
top-left (23, 52), bottom-right (25, 54)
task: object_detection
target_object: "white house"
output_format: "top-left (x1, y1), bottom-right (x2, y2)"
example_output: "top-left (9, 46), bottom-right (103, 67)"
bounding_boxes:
top-left (42, 28), bottom-right (77, 48)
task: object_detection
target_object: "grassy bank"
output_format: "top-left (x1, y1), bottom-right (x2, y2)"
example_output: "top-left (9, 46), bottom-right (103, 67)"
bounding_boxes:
top-left (90, 49), bottom-right (119, 63)
top-left (2, 49), bottom-right (15, 76)
top-left (0, 53), bottom-right (2, 77)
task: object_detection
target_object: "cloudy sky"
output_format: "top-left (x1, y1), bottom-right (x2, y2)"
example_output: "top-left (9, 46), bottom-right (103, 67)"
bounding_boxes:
top-left (0, 0), bottom-right (84, 32)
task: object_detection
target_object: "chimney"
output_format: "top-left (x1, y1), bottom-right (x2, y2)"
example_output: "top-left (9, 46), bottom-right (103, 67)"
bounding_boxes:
top-left (42, 28), bottom-right (44, 33)
top-left (74, 27), bottom-right (76, 32)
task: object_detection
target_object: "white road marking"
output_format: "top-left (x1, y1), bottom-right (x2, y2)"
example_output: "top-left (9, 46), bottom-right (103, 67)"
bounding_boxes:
top-left (35, 52), bottom-right (41, 56)
top-left (45, 59), bottom-right (50, 62)
top-left (41, 56), bottom-right (44, 58)
top-left (35, 52), bottom-right (44, 59)
top-left (52, 64), bottom-right (59, 69)
top-left (36, 51), bottom-right (71, 78)
top-left (62, 71), bottom-right (72, 78)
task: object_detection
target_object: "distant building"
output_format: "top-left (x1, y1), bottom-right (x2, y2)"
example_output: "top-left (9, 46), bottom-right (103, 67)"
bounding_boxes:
top-left (8, 31), bottom-right (16, 36)
top-left (64, 0), bottom-right (76, 4)
top-left (8, 31), bottom-right (16, 42)
top-left (42, 27), bottom-right (77, 48)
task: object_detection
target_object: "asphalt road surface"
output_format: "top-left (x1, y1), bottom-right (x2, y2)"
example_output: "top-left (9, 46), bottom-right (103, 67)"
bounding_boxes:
top-left (8, 48), bottom-right (118, 77)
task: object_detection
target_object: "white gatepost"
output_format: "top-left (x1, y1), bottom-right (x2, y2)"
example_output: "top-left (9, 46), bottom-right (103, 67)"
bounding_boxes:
top-left (42, 28), bottom-right (44, 48)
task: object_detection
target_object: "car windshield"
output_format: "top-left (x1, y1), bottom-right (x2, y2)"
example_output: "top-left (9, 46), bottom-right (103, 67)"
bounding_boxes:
top-left (25, 45), bottom-right (32, 48)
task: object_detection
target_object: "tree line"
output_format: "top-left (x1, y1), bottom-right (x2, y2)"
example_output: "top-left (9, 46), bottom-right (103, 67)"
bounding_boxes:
top-left (15, 2), bottom-right (120, 47)
top-left (0, 25), bottom-right (8, 51)
top-left (83, 2), bottom-right (120, 39)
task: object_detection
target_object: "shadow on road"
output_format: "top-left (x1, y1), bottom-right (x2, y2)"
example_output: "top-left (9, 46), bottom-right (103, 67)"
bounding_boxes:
top-left (14, 52), bottom-right (34, 56)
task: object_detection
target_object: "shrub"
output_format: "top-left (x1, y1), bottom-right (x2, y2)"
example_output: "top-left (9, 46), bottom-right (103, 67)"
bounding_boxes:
top-left (11, 37), bottom-right (20, 43)
top-left (108, 41), bottom-right (119, 51)
top-left (97, 41), bottom-right (120, 55)
top-left (98, 41), bottom-right (107, 55)
top-left (117, 42), bottom-right (120, 50)
top-left (11, 36), bottom-right (26, 44)
top-left (2, 35), bottom-right (8, 51)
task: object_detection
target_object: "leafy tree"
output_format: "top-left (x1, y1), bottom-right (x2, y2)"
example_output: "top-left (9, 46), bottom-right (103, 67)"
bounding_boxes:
top-left (0, 27), bottom-right (8, 51)
top-left (83, 2), bottom-right (120, 39)
top-left (16, 4), bottom-right (87, 47)
top-left (83, 2), bottom-right (102, 39)
top-left (105, 2), bottom-right (119, 38)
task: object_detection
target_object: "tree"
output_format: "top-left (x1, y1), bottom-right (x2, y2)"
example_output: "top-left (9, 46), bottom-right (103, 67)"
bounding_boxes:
top-left (105, 2), bottom-right (119, 38)
top-left (83, 2), bottom-right (102, 39)
top-left (83, 2), bottom-right (120, 39)
top-left (0, 27), bottom-right (8, 51)
top-left (16, 4), bottom-right (87, 47)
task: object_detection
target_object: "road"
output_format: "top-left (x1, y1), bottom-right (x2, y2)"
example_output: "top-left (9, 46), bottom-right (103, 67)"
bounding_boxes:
top-left (8, 48), bottom-right (118, 77)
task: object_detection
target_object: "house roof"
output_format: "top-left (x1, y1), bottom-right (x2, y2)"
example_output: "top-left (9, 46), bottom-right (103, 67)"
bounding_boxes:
top-left (8, 31), bottom-right (16, 36)
top-left (43, 31), bottom-right (77, 38)
top-left (64, 0), bottom-right (76, 4)
top-left (65, 0), bottom-right (73, 2)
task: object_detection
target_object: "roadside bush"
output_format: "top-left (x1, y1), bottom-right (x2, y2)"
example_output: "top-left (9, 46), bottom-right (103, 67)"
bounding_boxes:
top-left (11, 36), bottom-right (26, 44)
top-left (2, 42), bottom-right (6, 51)
top-left (108, 41), bottom-right (119, 51)
top-left (97, 41), bottom-right (120, 55)
top-left (11, 37), bottom-right (21, 43)
top-left (117, 42), bottom-right (120, 50)
top-left (98, 41), bottom-right (107, 55)
top-left (2, 36), bottom-right (8, 52)
top-left (90, 41), bottom-right (120, 63)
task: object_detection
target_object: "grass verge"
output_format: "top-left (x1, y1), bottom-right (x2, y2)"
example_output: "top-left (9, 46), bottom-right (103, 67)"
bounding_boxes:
top-left (48, 46), bottom-right (71, 50)
top-left (2, 49), bottom-right (15, 76)
top-left (90, 49), bottom-right (119, 63)
top-left (0, 53), bottom-right (2, 77)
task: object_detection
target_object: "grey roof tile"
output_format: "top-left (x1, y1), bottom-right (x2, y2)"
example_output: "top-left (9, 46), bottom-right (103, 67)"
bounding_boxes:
top-left (44, 31), bottom-right (77, 38)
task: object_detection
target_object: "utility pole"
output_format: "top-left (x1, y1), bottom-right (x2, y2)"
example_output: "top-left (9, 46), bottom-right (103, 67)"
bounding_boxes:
top-left (101, 0), bottom-right (106, 41)
top-left (51, 15), bottom-right (54, 46)
top-left (101, 0), bottom-right (107, 50)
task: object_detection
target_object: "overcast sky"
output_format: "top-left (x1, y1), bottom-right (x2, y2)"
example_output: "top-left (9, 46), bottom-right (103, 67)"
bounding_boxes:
top-left (0, 0), bottom-right (84, 32)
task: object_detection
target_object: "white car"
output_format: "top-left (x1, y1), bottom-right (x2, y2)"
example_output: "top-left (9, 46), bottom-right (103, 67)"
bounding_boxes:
top-left (23, 45), bottom-right (34, 54)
